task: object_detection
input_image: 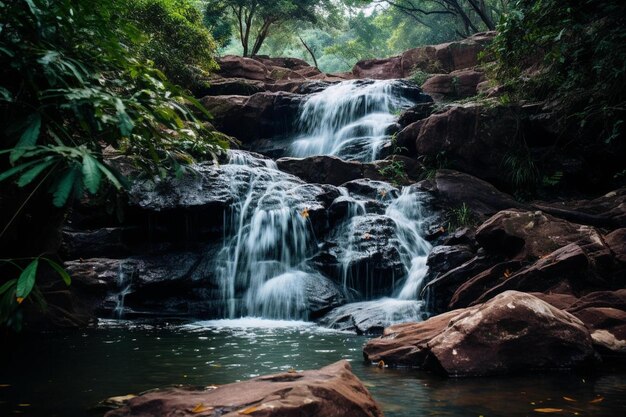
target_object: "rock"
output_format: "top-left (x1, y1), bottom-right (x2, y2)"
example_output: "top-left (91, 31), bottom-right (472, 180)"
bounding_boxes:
top-left (397, 102), bottom-right (434, 128)
top-left (605, 228), bottom-right (626, 264)
top-left (426, 245), bottom-right (475, 275)
top-left (409, 103), bottom-right (525, 185)
top-left (400, 31), bottom-right (495, 75)
top-left (105, 360), bottom-right (383, 417)
top-left (352, 56), bottom-right (403, 79)
top-left (217, 55), bottom-right (269, 81)
top-left (421, 69), bottom-right (486, 101)
top-left (252, 56), bottom-right (313, 72)
top-left (415, 170), bottom-right (524, 220)
top-left (342, 178), bottom-right (400, 201)
top-left (363, 291), bottom-right (596, 376)
top-left (276, 156), bottom-right (364, 186)
top-left (319, 299), bottom-right (427, 335)
top-left (61, 227), bottom-right (131, 259)
top-left (475, 209), bottom-right (608, 259)
top-left (534, 188), bottom-right (626, 229)
top-left (199, 77), bottom-right (265, 96)
top-left (201, 92), bottom-right (303, 142)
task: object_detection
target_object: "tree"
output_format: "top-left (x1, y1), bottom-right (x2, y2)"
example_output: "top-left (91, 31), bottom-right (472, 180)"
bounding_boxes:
top-left (203, 0), bottom-right (340, 56)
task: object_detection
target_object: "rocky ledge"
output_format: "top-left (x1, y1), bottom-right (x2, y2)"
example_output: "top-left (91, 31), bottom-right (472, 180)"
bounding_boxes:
top-left (105, 360), bottom-right (383, 417)
top-left (363, 291), bottom-right (598, 377)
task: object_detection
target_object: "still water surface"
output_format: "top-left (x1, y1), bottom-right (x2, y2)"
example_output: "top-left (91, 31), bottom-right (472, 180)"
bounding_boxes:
top-left (1, 318), bottom-right (625, 417)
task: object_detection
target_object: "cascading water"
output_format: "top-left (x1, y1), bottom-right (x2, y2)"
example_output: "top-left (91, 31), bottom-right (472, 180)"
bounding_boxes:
top-left (289, 80), bottom-right (416, 161)
top-left (214, 80), bottom-right (433, 328)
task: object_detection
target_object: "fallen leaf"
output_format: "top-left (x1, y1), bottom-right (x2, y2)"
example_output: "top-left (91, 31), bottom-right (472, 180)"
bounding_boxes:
top-left (377, 360), bottom-right (385, 369)
top-left (239, 405), bottom-right (261, 415)
top-left (363, 233), bottom-right (372, 240)
top-left (562, 396), bottom-right (576, 402)
top-left (378, 189), bottom-right (387, 197)
top-left (192, 403), bottom-right (213, 413)
top-left (16, 297), bottom-right (24, 304)
top-left (287, 368), bottom-right (296, 373)
top-left (503, 269), bottom-right (511, 278)
top-left (589, 396), bottom-right (604, 404)
top-left (534, 408), bottom-right (563, 413)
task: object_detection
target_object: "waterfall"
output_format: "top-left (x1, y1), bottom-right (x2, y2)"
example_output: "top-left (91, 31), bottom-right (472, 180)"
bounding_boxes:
top-left (213, 79), bottom-right (433, 326)
top-left (289, 80), bottom-right (416, 161)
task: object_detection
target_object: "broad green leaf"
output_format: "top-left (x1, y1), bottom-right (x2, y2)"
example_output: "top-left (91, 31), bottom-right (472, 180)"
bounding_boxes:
top-left (96, 161), bottom-right (125, 190)
top-left (16, 259), bottom-right (38, 301)
top-left (0, 279), bottom-right (17, 295)
top-left (81, 153), bottom-right (101, 194)
top-left (0, 159), bottom-right (41, 182)
top-left (0, 86), bottom-right (11, 101)
top-left (43, 259), bottom-right (71, 286)
top-left (52, 167), bottom-right (78, 207)
top-left (16, 158), bottom-right (56, 187)
top-left (11, 114), bottom-right (42, 163)
top-left (115, 99), bottom-right (134, 136)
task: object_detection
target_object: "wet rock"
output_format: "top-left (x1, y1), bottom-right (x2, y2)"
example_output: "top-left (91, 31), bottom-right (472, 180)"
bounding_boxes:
top-left (61, 227), bottom-right (131, 259)
top-left (426, 245), bottom-right (475, 275)
top-left (605, 228), bottom-right (626, 264)
top-left (397, 102), bottom-right (434, 128)
top-left (421, 69), bottom-right (486, 101)
top-left (199, 77), bottom-right (265, 96)
top-left (363, 291), bottom-right (596, 376)
top-left (105, 360), bottom-right (383, 417)
top-left (276, 155), bottom-right (364, 186)
top-left (325, 214), bottom-right (407, 298)
top-left (319, 299), bottom-right (427, 335)
top-left (342, 178), bottom-right (400, 201)
top-left (201, 92), bottom-right (303, 142)
top-left (415, 170), bottom-right (524, 220)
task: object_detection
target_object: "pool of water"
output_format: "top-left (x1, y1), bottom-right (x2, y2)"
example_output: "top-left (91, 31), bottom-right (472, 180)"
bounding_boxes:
top-left (1, 319), bottom-right (625, 417)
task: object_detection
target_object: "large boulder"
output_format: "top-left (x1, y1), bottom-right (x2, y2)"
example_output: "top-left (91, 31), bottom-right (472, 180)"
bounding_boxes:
top-left (201, 92), bottom-right (303, 142)
top-left (352, 56), bottom-right (403, 79)
top-left (414, 170), bottom-right (525, 220)
top-left (400, 31), bottom-right (495, 75)
top-left (363, 291), bottom-right (596, 376)
top-left (217, 55), bottom-right (269, 81)
top-left (105, 360), bottom-right (383, 417)
top-left (421, 69), bottom-right (486, 101)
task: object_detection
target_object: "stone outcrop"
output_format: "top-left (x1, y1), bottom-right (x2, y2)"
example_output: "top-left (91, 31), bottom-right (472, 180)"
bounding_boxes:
top-left (105, 360), bottom-right (383, 417)
top-left (363, 291), bottom-right (596, 376)
top-left (421, 69), bottom-right (486, 101)
top-left (352, 32), bottom-right (495, 80)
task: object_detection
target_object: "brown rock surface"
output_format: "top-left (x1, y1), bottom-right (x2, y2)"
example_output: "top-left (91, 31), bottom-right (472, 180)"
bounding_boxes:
top-left (421, 69), bottom-right (486, 101)
top-left (105, 360), bottom-right (383, 417)
top-left (363, 291), bottom-right (596, 376)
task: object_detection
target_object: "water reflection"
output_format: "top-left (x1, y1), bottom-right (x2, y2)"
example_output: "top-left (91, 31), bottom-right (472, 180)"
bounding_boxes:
top-left (1, 320), bottom-right (624, 417)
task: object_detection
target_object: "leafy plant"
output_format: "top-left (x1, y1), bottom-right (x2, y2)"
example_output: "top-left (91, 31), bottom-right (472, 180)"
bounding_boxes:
top-left (447, 203), bottom-right (475, 231)
top-left (411, 69), bottom-right (431, 86)
top-left (1, 257), bottom-right (71, 331)
top-left (378, 160), bottom-right (408, 185)
top-left (502, 150), bottom-right (540, 190)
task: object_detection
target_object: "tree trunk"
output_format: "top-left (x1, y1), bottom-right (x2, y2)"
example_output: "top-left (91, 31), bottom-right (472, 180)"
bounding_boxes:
top-left (299, 36), bottom-right (318, 68)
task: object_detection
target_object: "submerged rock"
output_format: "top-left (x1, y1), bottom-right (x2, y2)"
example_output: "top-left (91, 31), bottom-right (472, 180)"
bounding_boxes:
top-left (105, 360), bottom-right (383, 417)
top-left (363, 291), bottom-right (596, 376)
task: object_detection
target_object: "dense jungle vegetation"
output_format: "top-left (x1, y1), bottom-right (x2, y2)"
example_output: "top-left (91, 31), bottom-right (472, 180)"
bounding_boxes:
top-left (1, 0), bottom-right (624, 330)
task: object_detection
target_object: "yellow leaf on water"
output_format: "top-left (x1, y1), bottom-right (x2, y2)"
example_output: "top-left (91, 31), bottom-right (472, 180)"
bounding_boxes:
top-left (239, 405), bottom-right (261, 415)
top-left (534, 408), bottom-right (563, 413)
top-left (191, 403), bottom-right (213, 413)
top-left (562, 396), bottom-right (576, 402)
top-left (589, 396), bottom-right (604, 404)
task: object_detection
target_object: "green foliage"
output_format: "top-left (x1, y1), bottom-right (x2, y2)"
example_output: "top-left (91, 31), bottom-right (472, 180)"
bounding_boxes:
top-left (488, 0), bottom-right (626, 144)
top-left (502, 150), bottom-right (540, 190)
top-left (410, 69), bottom-right (431, 86)
top-left (447, 203), bottom-right (475, 231)
top-left (0, 0), bottom-right (227, 207)
top-left (128, 0), bottom-right (219, 90)
top-left (378, 160), bottom-right (408, 185)
top-left (1, 257), bottom-right (71, 331)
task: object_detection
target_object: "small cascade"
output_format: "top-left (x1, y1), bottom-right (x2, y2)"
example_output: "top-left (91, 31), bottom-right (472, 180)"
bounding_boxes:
top-left (289, 80), bottom-right (417, 161)
top-left (113, 264), bottom-right (132, 319)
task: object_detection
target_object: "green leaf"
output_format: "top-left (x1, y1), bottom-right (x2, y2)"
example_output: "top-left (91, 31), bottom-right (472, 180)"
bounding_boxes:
top-left (11, 114), bottom-right (42, 163)
top-left (16, 157), bottom-right (56, 187)
top-left (81, 153), bottom-right (101, 194)
top-left (16, 259), bottom-right (38, 300)
top-left (43, 259), bottom-right (71, 286)
top-left (0, 279), bottom-right (17, 295)
top-left (0, 159), bottom-right (41, 182)
top-left (96, 161), bottom-right (125, 190)
top-left (0, 86), bottom-right (11, 101)
top-left (52, 167), bottom-right (78, 207)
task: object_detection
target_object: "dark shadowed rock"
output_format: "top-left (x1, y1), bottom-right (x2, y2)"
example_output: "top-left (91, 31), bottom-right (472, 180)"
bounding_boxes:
top-left (363, 291), bottom-right (596, 376)
top-left (426, 245), bottom-right (475, 275)
top-left (415, 170), bottom-right (524, 220)
top-left (105, 360), bottom-right (383, 417)
top-left (605, 228), bottom-right (626, 264)
top-left (421, 69), bottom-right (486, 101)
top-left (397, 102), bottom-right (434, 128)
top-left (276, 155), bottom-right (364, 186)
